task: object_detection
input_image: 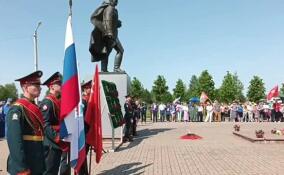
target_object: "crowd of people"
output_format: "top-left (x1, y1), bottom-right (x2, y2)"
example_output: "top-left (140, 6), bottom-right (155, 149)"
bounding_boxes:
top-left (122, 95), bottom-right (147, 142)
top-left (149, 99), bottom-right (284, 123)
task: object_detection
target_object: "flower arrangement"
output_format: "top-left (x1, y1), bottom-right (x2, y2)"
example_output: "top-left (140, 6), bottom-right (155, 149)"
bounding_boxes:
top-left (276, 130), bottom-right (284, 135)
top-left (255, 129), bottom-right (264, 138)
top-left (187, 129), bottom-right (193, 136)
top-left (234, 124), bottom-right (240, 131)
top-left (271, 128), bottom-right (284, 135)
top-left (271, 128), bottom-right (277, 134)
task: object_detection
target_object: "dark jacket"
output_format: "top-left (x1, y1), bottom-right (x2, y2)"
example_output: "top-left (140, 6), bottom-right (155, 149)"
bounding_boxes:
top-left (40, 98), bottom-right (61, 150)
top-left (124, 102), bottom-right (133, 120)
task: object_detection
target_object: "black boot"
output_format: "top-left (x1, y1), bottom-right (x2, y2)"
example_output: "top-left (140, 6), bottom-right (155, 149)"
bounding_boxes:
top-left (113, 52), bottom-right (125, 73)
top-left (101, 59), bottom-right (108, 72)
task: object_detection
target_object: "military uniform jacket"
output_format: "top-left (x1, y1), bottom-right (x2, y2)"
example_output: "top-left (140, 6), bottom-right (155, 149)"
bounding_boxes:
top-left (132, 103), bottom-right (140, 118)
top-left (124, 102), bottom-right (133, 120)
top-left (40, 94), bottom-right (61, 150)
top-left (7, 98), bottom-right (45, 175)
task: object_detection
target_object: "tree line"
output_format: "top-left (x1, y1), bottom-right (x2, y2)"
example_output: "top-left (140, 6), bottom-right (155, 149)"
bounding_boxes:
top-left (0, 83), bottom-right (18, 101)
top-left (0, 70), bottom-right (283, 104)
top-left (130, 70), bottom-right (284, 104)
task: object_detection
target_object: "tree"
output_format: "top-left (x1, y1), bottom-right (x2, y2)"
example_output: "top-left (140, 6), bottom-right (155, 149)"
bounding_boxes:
top-left (162, 91), bottom-right (173, 104)
top-left (198, 70), bottom-right (215, 100)
top-left (152, 75), bottom-right (169, 103)
top-left (141, 89), bottom-right (153, 104)
top-left (219, 72), bottom-right (235, 103)
top-left (214, 88), bottom-right (221, 102)
top-left (173, 79), bottom-right (186, 102)
top-left (247, 76), bottom-right (266, 102)
top-left (280, 84), bottom-right (284, 97)
top-left (130, 77), bottom-right (144, 99)
top-left (219, 71), bottom-right (244, 103)
top-left (280, 84), bottom-right (284, 102)
top-left (0, 83), bottom-right (18, 101)
top-left (186, 75), bottom-right (199, 100)
top-left (233, 73), bottom-right (245, 102)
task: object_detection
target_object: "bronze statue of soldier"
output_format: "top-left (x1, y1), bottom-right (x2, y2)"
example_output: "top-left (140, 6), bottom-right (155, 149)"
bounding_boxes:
top-left (89, 0), bottom-right (124, 73)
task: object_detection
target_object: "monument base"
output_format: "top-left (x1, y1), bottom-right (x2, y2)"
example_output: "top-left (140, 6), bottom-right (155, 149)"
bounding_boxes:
top-left (100, 72), bottom-right (130, 151)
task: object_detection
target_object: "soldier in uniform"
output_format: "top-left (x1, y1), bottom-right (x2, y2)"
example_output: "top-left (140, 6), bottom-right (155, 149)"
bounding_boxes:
top-left (132, 99), bottom-right (139, 136)
top-left (123, 94), bottom-right (133, 142)
top-left (6, 70), bottom-right (45, 175)
top-left (78, 80), bottom-right (92, 175)
top-left (89, 0), bottom-right (124, 72)
top-left (40, 72), bottom-right (63, 175)
top-left (82, 80), bottom-right (92, 118)
top-left (141, 102), bottom-right (147, 124)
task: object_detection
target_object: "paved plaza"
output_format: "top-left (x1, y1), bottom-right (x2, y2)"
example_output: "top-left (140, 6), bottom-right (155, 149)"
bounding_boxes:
top-left (1, 122), bottom-right (284, 175)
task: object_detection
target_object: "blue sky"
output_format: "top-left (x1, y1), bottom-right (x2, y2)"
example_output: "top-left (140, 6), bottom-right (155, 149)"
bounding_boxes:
top-left (0, 0), bottom-right (284, 98)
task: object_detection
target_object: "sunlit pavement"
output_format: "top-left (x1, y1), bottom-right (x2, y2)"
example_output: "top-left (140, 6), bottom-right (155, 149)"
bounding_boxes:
top-left (1, 122), bottom-right (284, 174)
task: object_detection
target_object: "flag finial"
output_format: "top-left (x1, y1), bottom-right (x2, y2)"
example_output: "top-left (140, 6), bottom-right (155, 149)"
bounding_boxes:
top-left (69, 0), bottom-right (72, 16)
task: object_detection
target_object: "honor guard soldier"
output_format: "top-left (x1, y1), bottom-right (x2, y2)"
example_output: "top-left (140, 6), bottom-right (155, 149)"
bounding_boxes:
top-left (132, 99), bottom-right (140, 136)
top-left (141, 102), bottom-right (147, 123)
top-left (82, 80), bottom-right (92, 119)
top-left (78, 80), bottom-right (92, 175)
top-left (123, 94), bottom-right (133, 142)
top-left (81, 80), bottom-right (92, 137)
top-left (40, 72), bottom-right (63, 175)
top-left (6, 71), bottom-right (45, 175)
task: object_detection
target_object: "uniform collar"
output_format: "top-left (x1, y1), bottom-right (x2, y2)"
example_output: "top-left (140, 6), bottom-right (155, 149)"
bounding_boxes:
top-left (23, 97), bottom-right (36, 104)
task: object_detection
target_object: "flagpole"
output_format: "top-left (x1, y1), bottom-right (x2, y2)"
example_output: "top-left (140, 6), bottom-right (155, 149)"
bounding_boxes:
top-left (89, 146), bottom-right (93, 174)
top-left (67, 1), bottom-right (72, 174)
top-left (77, 57), bottom-right (91, 174)
top-left (88, 65), bottom-right (97, 175)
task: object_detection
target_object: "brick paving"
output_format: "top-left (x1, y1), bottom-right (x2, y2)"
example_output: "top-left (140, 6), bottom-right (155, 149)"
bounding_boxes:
top-left (0, 138), bottom-right (7, 174)
top-left (1, 122), bottom-right (284, 174)
top-left (92, 122), bottom-right (284, 175)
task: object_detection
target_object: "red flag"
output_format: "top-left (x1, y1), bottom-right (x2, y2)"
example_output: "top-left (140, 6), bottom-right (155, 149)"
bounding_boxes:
top-left (85, 65), bottom-right (102, 163)
top-left (267, 85), bottom-right (279, 101)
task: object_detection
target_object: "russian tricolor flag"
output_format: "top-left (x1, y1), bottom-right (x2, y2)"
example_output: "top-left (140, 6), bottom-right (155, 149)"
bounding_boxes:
top-left (60, 14), bottom-right (86, 173)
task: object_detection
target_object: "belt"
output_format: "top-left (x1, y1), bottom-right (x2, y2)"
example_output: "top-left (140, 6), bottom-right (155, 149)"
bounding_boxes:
top-left (23, 135), bottom-right (43, 141)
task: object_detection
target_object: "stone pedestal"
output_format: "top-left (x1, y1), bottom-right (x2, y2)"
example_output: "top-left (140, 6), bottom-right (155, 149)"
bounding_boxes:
top-left (100, 72), bottom-right (130, 145)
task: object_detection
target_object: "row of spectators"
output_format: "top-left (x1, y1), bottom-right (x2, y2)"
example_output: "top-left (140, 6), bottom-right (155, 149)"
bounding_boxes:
top-left (148, 99), bottom-right (284, 122)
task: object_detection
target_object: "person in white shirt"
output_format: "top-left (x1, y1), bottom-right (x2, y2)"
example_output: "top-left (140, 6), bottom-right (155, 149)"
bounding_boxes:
top-left (247, 102), bottom-right (254, 122)
top-left (183, 103), bottom-right (189, 122)
top-left (205, 102), bottom-right (213, 122)
top-left (158, 103), bottom-right (166, 122)
top-left (176, 102), bottom-right (183, 122)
